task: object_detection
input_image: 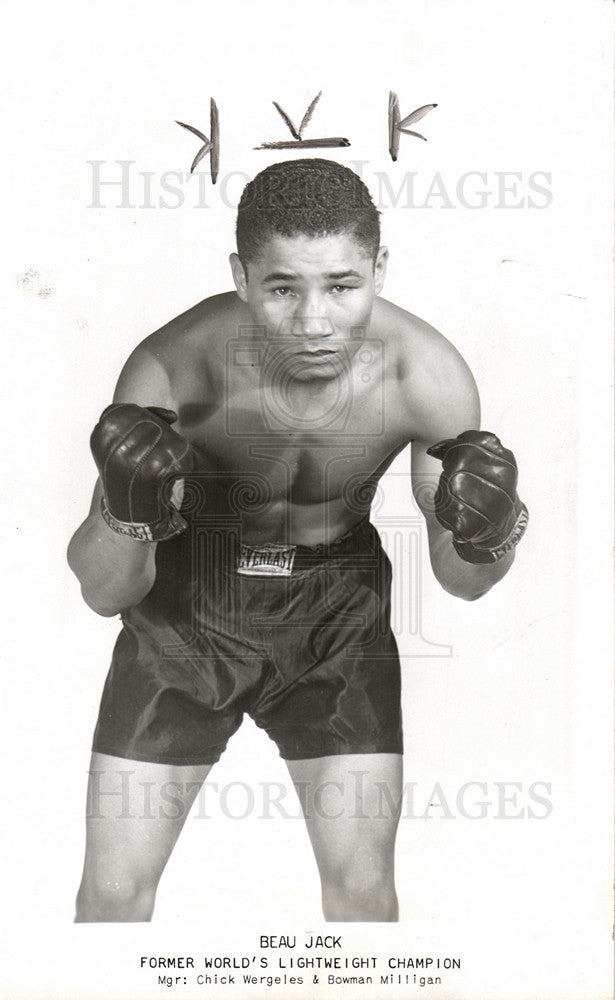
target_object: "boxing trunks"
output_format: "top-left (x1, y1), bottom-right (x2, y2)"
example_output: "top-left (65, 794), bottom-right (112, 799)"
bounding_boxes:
top-left (92, 517), bottom-right (403, 765)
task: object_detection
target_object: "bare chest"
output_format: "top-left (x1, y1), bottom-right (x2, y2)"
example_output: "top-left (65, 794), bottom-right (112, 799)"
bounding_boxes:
top-left (175, 375), bottom-right (407, 506)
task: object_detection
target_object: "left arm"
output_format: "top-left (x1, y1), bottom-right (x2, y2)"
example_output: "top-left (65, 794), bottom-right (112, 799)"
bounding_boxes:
top-left (408, 334), bottom-right (525, 600)
top-left (412, 442), bottom-right (516, 600)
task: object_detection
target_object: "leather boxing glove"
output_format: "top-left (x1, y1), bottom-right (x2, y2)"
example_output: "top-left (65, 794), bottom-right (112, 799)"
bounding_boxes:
top-left (426, 430), bottom-right (528, 564)
top-left (90, 403), bottom-right (194, 542)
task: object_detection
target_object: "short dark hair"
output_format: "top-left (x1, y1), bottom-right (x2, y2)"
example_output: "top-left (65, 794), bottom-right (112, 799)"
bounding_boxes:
top-left (236, 159), bottom-right (381, 268)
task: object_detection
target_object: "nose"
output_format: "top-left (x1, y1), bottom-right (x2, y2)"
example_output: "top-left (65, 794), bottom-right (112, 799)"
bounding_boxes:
top-left (291, 293), bottom-right (333, 339)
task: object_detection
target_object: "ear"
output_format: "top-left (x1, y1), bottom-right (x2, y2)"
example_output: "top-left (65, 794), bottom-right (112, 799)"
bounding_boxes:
top-left (373, 246), bottom-right (389, 295)
top-left (229, 252), bottom-right (248, 302)
top-left (374, 246), bottom-right (389, 295)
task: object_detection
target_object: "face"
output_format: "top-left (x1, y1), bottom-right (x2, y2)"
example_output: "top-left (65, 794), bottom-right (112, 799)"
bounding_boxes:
top-left (230, 232), bottom-right (388, 383)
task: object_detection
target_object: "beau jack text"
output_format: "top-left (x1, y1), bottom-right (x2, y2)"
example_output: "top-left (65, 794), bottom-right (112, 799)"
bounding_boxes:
top-left (260, 934), bottom-right (342, 949)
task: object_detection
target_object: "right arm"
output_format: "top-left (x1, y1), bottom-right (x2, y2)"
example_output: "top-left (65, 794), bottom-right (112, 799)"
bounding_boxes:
top-left (67, 481), bottom-right (158, 616)
top-left (67, 345), bottom-right (177, 617)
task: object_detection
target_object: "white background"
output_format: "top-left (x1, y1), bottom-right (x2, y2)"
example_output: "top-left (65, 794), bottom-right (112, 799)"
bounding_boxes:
top-left (1, 1), bottom-right (613, 998)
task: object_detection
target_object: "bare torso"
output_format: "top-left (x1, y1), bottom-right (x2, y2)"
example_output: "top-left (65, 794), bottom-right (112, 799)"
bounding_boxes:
top-left (116, 291), bottom-right (474, 545)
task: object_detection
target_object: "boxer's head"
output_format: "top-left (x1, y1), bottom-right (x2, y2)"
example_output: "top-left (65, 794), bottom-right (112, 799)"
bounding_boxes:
top-left (234, 158), bottom-right (381, 269)
top-left (230, 160), bottom-right (388, 382)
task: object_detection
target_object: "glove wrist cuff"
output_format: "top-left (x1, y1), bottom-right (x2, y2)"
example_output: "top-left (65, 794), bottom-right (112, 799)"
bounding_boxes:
top-left (453, 501), bottom-right (529, 565)
top-left (100, 498), bottom-right (188, 543)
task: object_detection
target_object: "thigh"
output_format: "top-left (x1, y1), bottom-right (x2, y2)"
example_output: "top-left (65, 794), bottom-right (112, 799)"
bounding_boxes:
top-left (286, 753), bottom-right (403, 874)
top-left (93, 613), bottom-right (250, 766)
top-left (253, 546), bottom-right (402, 761)
top-left (81, 752), bottom-right (212, 883)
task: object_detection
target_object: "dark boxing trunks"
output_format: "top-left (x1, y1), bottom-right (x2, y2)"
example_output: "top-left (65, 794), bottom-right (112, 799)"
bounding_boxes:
top-left (92, 518), bottom-right (403, 765)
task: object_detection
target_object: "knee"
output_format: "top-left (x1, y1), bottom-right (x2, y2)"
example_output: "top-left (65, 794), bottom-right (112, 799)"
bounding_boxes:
top-left (75, 871), bottom-right (157, 922)
top-left (321, 856), bottom-right (398, 922)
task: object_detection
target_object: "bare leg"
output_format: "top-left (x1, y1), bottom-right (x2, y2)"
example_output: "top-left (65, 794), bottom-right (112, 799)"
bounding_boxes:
top-left (286, 753), bottom-right (402, 922)
top-left (75, 752), bottom-right (212, 922)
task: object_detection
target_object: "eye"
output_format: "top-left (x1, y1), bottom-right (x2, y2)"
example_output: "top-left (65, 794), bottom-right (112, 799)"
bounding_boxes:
top-left (272, 286), bottom-right (295, 297)
top-left (330, 284), bottom-right (352, 294)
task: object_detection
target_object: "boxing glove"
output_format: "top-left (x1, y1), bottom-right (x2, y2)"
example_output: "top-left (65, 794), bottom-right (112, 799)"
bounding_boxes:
top-left (426, 430), bottom-right (528, 564)
top-left (90, 403), bottom-right (194, 542)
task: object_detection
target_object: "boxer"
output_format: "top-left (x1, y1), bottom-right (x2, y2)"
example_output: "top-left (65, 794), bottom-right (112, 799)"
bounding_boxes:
top-left (68, 158), bottom-right (527, 922)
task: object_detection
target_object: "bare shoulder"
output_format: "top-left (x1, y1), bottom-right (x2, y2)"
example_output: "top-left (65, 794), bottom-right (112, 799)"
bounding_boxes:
top-left (374, 296), bottom-right (480, 440)
top-left (112, 291), bottom-right (245, 407)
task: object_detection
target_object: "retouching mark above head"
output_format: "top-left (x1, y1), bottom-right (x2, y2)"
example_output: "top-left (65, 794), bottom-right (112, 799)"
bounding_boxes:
top-left (255, 92), bottom-right (350, 150)
top-left (176, 97), bottom-right (220, 181)
top-left (388, 92), bottom-right (438, 161)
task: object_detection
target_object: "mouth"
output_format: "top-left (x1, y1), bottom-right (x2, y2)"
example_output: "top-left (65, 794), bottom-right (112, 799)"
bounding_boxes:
top-left (294, 348), bottom-right (338, 358)
top-left (262, 343), bottom-right (349, 381)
